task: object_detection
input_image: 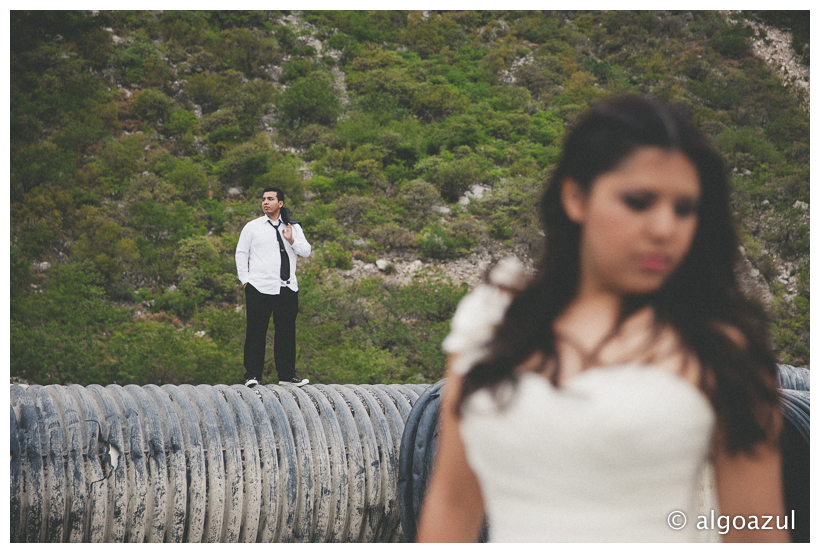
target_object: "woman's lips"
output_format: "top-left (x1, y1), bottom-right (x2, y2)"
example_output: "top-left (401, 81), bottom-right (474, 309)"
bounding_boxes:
top-left (637, 254), bottom-right (671, 272)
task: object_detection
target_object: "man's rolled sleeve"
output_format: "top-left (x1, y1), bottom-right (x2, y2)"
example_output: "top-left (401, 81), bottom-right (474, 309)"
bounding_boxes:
top-left (290, 224), bottom-right (311, 258)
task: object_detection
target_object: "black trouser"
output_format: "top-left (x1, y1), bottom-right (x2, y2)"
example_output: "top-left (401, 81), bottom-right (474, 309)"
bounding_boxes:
top-left (243, 284), bottom-right (298, 381)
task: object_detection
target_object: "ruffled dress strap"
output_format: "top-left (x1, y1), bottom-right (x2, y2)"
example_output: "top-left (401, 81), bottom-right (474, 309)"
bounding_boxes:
top-left (442, 257), bottom-right (524, 376)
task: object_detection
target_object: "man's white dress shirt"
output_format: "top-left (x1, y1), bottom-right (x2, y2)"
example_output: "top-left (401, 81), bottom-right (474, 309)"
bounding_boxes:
top-left (235, 214), bottom-right (311, 295)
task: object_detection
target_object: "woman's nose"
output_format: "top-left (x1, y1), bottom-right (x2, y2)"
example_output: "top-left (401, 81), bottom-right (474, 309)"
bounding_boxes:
top-left (647, 205), bottom-right (676, 238)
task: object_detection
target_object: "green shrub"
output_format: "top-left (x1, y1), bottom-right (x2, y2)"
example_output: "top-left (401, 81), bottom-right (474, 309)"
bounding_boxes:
top-left (450, 217), bottom-right (484, 245)
top-left (228, 80), bottom-right (277, 128)
top-left (133, 89), bottom-right (176, 126)
top-left (282, 59), bottom-right (314, 82)
top-left (165, 158), bottom-right (211, 202)
top-left (396, 179), bottom-right (444, 230)
top-left (276, 72), bottom-right (342, 129)
top-left (211, 27), bottom-right (279, 77)
top-left (128, 200), bottom-right (204, 245)
top-left (390, 270), bottom-right (469, 322)
top-left (200, 107), bottom-right (239, 136)
top-left (174, 235), bottom-right (237, 304)
top-left (429, 155), bottom-right (482, 203)
top-left (115, 39), bottom-right (171, 86)
top-left (529, 110), bottom-right (564, 145)
top-left (10, 260), bottom-right (130, 384)
top-left (715, 127), bottom-right (784, 167)
top-left (515, 58), bottom-right (565, 101)
top-left (418, 224), bottom-right (471, 260)
top-left (311, 344), bottom-right (400, 384)
top-left (795, 266), bottom-right (809, 297)
top-left (185, 71), bottom-right (235, 113)
top-left (370, 223), bottom-right (415, 251)
top-left (582, 57), bottom-right (614, 83)
top-left (331, 170), bottom-right (367, 192)
top-left (273, 24), bottom-right (298, 52)
top-left (186, 70), bottom-right (244, 113)
top-left (296, 270), bottom-right (468, 383)
top-left (770, 323), bottom-right (809, 366)
top-left (488, 86), bottom-right (533, 112)
top-left (51, 108), bottom-right (115, 155)
top-left (348, 66), bottom-right (417, 111)
top-left (710, 22), bottom-right (754, 58)
top-left (157, 11), bottom-right (211, 46)
top-left (514, 15), bottom-right (561, 44)
top-left (291, 123), bottom-right (333, 151)
top-left (489, 216), bottom-right (513, 240)
top-left (334, 195), bottom-right (378, 226)
top-left (125, 172), bottom-right (178, 203)
top-left (93, 134), bottom-right (148, 193)
top-left (776, 223), bottom-right (809, 259)
top-left (10, 141), bottom-right (77, 201)
top-left (214, 137), bottom-right (278, 189)
top-left (12, 185), bottom-right (73, 256)
top-left (164, 109), bottom-right (199, 136)
top-left (757, 255), bottom-right (778, 283)
top-left (321, 243), bottom-right (353, 270)
top-left (203, 304), bottom-right (246, 347)
top-left (425, 112), bottom-right (486, 152)
top-left (75, 25), bottom-right (115, 68)
top-left (73, 210), bottom-right (141, 283)
top-left (105, 321), bottom-right (237, 385)
top-left (412, 82), bottom-right (468, 122)
top-left (152, 289), bottom-right (199, 320)
top-left (765, 105), bottom-right (809, 146)
top-left (311, 217), bottom-right (346, 242)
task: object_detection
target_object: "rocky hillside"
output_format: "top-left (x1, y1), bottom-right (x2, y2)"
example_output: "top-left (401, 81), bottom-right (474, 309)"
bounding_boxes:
top-left (10, 10), bottom-right (809, 387)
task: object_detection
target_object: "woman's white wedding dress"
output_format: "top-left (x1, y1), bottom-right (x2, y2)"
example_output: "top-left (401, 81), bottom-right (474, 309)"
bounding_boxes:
top-left (442, 258), bottom-right (719, 542)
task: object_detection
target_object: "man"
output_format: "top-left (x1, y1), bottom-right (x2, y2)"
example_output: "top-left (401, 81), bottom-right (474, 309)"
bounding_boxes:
top-left (235, 186), bottom-right (311, 387)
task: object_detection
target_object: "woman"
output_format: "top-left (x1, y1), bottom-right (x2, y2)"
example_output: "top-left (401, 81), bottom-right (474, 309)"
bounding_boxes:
top-left (417, 95), bottom-right (788, 542)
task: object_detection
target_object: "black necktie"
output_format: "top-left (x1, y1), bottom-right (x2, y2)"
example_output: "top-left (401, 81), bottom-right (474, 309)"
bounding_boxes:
top-left (272, 221), bottom-right (291, 281)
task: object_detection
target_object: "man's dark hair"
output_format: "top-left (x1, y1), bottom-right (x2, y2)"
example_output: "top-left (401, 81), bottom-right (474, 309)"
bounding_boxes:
top-left (262, 186), bottom-right (285, 205)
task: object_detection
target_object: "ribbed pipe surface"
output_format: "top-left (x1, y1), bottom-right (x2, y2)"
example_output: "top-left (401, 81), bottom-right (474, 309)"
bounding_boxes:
top-left (777, 364), bottom-right (810, 392)
top-left (398, 365), bottom-right (811, 543)
top-left (9, 382), bottom-right (429, 543)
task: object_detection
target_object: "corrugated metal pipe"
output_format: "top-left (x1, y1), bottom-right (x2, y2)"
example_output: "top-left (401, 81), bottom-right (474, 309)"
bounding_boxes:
top-left (10, 382), bottom-right (431, 543)
top-left (397, 365), bottom-right (810, 543)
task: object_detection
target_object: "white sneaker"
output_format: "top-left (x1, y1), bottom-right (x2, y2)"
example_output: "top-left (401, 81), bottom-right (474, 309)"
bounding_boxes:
top-left (245, 377), bottom-right (259, 388)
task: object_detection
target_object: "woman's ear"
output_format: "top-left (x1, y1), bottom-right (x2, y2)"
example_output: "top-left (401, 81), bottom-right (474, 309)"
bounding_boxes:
top-left (560, 178), bottom-right (587, 224)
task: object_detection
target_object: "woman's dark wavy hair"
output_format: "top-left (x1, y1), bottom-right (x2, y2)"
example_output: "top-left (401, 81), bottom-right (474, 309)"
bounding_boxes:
top-left (458, 95), bottom-right (780, 454)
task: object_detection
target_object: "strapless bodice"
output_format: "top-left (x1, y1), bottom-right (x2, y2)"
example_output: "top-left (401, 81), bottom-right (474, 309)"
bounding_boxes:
top-left (459, 365), bottom-right (717, 542)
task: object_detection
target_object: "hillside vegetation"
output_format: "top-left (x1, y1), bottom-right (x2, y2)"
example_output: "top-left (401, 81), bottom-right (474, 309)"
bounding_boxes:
top-left (10, 10), bottom-right (810, 386)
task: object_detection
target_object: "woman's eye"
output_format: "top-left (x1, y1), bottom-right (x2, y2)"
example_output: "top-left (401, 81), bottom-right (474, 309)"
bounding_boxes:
top-left (674, 200), bottom-right (699, 217)
top-left (622, 195), bottom-right (653, 211)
